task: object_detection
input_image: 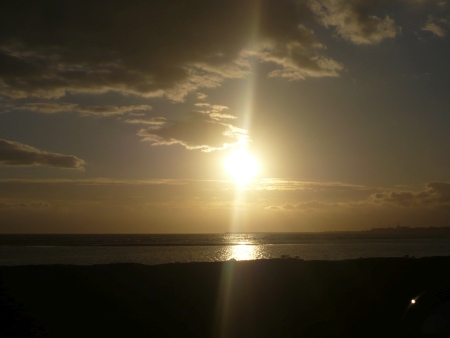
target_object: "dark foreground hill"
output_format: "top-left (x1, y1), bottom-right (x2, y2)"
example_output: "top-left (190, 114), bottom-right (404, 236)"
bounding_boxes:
top-left (1, 257), bottom-right (450, 337)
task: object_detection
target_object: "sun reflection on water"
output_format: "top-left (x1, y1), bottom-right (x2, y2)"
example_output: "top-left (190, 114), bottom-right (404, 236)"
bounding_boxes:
top-left (226, 244), bottom-right (261, 261)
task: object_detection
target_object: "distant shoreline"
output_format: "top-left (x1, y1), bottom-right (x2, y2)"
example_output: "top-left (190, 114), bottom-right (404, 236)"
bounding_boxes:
top-left (3, 225), bottom-right (450, 236)
top-left (2, 229), bottom-right (450, 247)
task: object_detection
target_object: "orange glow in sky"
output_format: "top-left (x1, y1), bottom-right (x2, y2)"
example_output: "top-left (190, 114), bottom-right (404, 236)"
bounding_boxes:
top-left (1, 1), bottom-right (450, 234)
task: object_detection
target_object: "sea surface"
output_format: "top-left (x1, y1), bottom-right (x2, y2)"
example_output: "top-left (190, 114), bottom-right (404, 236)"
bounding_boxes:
top-left (1, 232), bottom-right (450, 266)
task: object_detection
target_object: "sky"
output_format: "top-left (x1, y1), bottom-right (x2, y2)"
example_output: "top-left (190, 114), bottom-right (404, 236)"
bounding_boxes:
top-left (1, 0), bottom-right (450, 233)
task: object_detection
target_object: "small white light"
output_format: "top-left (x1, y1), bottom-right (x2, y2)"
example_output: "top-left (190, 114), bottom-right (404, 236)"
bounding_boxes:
top-left (411, 299), bottom-right (416, 304)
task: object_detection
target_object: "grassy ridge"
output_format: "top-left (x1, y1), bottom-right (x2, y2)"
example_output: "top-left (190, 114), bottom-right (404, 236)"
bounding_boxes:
top-left (1, 257), bottom-right (450, 337)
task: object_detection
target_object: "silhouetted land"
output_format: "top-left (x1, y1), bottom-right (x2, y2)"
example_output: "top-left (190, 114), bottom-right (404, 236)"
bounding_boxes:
top-left (1, 257), bottom-right (450, 337)
top-left (366, 226), bottom-right (450, 234)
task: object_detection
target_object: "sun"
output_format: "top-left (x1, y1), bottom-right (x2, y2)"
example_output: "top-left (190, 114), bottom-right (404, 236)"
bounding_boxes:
top-left (224, 148), bottom-right (259, 184)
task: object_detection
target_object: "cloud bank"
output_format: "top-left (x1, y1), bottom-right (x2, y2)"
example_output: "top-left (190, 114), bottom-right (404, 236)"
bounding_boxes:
top-left (371, 182), bottom-right (450, 207)
top-left (0, 0), bottom-right (344, 101)
top-left (1, 0), bottom-right (445, 103)
top-left (0, 139), bottom-right (85, 169)
top-left (1, 178), bottom-right (449, 232)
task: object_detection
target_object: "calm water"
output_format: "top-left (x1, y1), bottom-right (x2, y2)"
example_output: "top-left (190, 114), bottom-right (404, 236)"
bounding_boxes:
top-left (1, 233), bottom-right (450, 266)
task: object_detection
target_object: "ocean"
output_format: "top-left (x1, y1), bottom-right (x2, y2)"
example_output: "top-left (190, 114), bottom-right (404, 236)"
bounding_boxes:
top-left (1, 232), bottom-right (450, 266)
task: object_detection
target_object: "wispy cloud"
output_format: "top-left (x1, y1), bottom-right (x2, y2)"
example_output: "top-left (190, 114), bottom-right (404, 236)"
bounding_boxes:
top-left (196, 93), bottom-right (208, 100)
top-left (193, 103), bottom-right (237, 121)
top-left (422, 15), bottom-right (449, 37)
top-left (138, 111), bottom-right (248, 152)
top-left (312, 0), bottom-right (401, 44)
top-left (123, 117), bottom-right (167, 125)
top-left (15, 103), bottom-right (152, 116)
top-left (0, 139), bottom-right (85, 169)
top-left (266, 181), bottom-right (450, 211)
top-left (0, 199), bottom-right (51, 208)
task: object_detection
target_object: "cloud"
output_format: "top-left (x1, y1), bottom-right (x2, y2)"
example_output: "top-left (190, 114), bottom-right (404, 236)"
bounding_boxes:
top-left (16, 103), bottom-right (78, 114)
top-left (209, 113), bottom-right (238, 121)
top-left (3, 0), bottom-right (448, 102)
top-left (422, 15), bottom-right (449, 37)
top-left (0, 139), bottom-right (85, 169)
top-left (196, 93), bottom-right (208, 100)
top-left (264, 181), bottom-right (450, 212)
top-left (5, 178), bottom-right (445, 211)
top-left (0, 0), bottom-right (344, 101)
top-left (404, 0), bottom-right (447, 6)
top-left (76, 105), bottom-right (151, 117)
top-left (422, 22), bottom-right (447, 36)
top-left (15, 103), bottom-right (152, 116)
top-left (1, 178), bottom-right (449, 232)
top-left (123, 117), bottom-right (167, 125)
top-left (194, 103), bottom-right (228, 111)
top-left (312, 0), bottom-right (401, 44)
top-left (294, 200), bottom-right (331, 209)
top-left (370, 182), bottom-right (450, 207)
top-left (266, 200), bottom-right (340, 211)
top-left (282, 203), bottom-right (296, 209)
top-left (250, 178), bottom-right (369, 192)
top-left (253, 22), bottom-right (344, 79)
top-left (0, 199), bottom-right (51, 208)
top-left (426, 182), bottom-right (450, 203)
top-left (193, 103), bottom-right (237, 120)
top-left (138, 111), bottom-right (248, 152)
top-left (372, 191), bottom-right (418, 207)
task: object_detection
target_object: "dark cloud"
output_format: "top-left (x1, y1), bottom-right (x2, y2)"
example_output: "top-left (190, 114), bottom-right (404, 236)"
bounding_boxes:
top-left (373, 191), bottom-right (417, 207)
top-left (0, 0), bottom-right (342, 101)
top-left (0, 139), bottom-right (85, 169)
top-left (426, 182), bottom-right (450, 203)
top-left (256, 23), bottom-right (343, 79)
top-left (370, 182), bottom-right (450, 207)
top-left (1, 0), bottom-right (446, 103)
top-left (312, 0), bottom-right (401, 44)
top-left (138, 111), bottom-right (247, 152)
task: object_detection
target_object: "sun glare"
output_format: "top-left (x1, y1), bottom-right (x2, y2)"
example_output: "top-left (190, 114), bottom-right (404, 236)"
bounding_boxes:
top-left (225, 149), bottom-right (259, 184)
